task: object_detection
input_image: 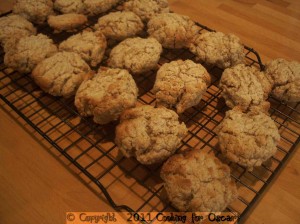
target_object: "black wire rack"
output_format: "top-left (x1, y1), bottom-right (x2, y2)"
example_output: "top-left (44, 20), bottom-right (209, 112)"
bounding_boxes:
top-left (0, 3), bottom-right (299, 223)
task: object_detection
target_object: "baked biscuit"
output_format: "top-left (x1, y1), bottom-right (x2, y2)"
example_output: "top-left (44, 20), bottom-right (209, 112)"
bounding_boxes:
top-left (160, 149), bottom-right (238, 211)
top-left (13, 0), bottom-right (54, 24)
top-left (0, 14), bottom-right (36, 48)
top-left (115, 105), bottom-right (188, 164)
top-left (189, 32), bottom-right (245, 69)
top-left (32, 51), bottom-right (91, 97)
top-left (147, 13), bottom-right (200, 49)
top-left (152, 60), bottom-right (211, 113)
top-left (84, 0), bottom-right (121, 16)
top-left (54, 0), bottom-right (86, 14)
top-left (94, 11), bottom-right (144, 41)
top-left (75, 68), bottom-right (138, 124)
top-left (219, 64), bottom-right (271, 111)
top-left (48, 14), bottom-right (87, 33)
top-left (4, 34), bottom-right (57, 74)
top-left (59, 30), bottom-right (107, 67)
top-left (108, 37), bottom-right (162, 74)
top-left (123, 0), bottom-right (169, 22)
top-left (264, 58), bottom-right (300, 103)
top-left (217, 107), bottom-right (280, 170)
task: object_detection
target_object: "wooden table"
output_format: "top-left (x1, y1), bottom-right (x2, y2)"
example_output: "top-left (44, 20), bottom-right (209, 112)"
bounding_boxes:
top-left (0, 1), bottom-right (299, 223)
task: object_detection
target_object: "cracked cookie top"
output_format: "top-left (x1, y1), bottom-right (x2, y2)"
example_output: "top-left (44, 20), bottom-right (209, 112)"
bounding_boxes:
top-left (219, 64), bottom-right (272, 111)
top-left (264, 58), bottom-right (300, 103)
top-left (115, 105), bottom-right (188, 164)
top-left (0, 14), bottom-right (36, 48)
top-left (123, 0), bottom-right (169, 22)
top-left (160, 149), bottom-right (238, 211)
top-left (48, 13), bottom-right (87, 33)
top-left (84, 0), bottom-right (121, 16)
top-left (107, 37), bottom-right (162, 74)
top-left (32, 51), bottom-right (91, 98)
top-left (59, 30), bottom-right (107, 67)
top-left (94, 11), bottom-right (144, 41)
top-left (54, 0), bottom-right (86, 14)
top-left (152, 59), bottom-right (211, 113)
top-left (13, 0), bottom-right (54, 24)
top-left (189, 32), bottom-right (245, 69)
top-left (4, 34), bottom-right (57, 74)
top-left (217, 107), bottom-right (280, 170)
top-left (75, 68), bottom-right (138, 124)
top-left (147, 13), bottom-right (200, 49)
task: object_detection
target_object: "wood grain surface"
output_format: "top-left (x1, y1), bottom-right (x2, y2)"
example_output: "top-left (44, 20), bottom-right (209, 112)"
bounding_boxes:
top-left (0, 1), bottom-right (299, 224)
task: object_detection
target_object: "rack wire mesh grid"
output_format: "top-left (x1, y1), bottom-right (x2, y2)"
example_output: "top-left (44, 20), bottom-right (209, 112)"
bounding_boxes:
top-left (0, 3), bottom-right (299, 223)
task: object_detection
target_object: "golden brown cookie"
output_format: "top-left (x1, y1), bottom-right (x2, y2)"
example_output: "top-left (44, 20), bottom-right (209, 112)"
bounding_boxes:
top-left (75, 68), bottom-right (138, 124)
top-left (108, 37), bottom-right (162, 74)
top-left (152, 60), bottom-right (211, 113)
top-left (161, 149), bottom-right (238, 211)
top-left (48, 13), bottom-right (87, 33)
top-left (123, 0), bottom-right (169, 22)
top-left (94, 11), bottom-right (144, 41)
top-left (32, 51), bottom-right (91, 97)
top-left (4, 34), bottom-right (57, 74)
top-left (147, 13), bottom-right (200, 49)
top-left (84, 0), bottom-right (121, 16)
top-left (0, 14), bottom-right (36, 48)
top-left (189, 32), bottom-right (245, 69)
top-left (13, 0), bottom-right (54, 24)
top-left (219, 64), bottom-right (271, 111)
top-left (265, 58), bottom-right (300, 103)
top-left (115, 105), bottom-right (188, 164)
top-left (217, 107), bottom-right (281, 170)
top-left (54, 0), bottom-right (86, 14)
top-left (59, 30), bottom-right (107, 67)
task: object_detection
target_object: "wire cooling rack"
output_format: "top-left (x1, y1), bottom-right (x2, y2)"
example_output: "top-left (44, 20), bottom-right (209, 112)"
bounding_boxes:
top-left (0, 3), bottom-right (299, 223)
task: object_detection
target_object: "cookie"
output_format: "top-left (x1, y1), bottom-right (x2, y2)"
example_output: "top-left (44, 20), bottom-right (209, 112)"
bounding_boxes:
top-left (12, 0), bottom-right (54, 24)
top-left (94, 11), bottom-right (144, 41)
top-left (32, 51), bottom-right (91, 98)
top-left (84, 0), bottom-right (121, 16)
top-left (219, 64), bottom-right (272, 111)
top-left (59, 30), bottom-right (107, 67)
top-left (160, 149), bottom-right (238, 211)
top-left (152, 60), bottom-right (211, 113)
top-left (48, 13), bottom-right (87, 33)
top-left (147, 13), bottom-right (200, 49)
top-left (189, 32), bottom-right (245, 69)
top-left (4, 34), bottom-right (57, 74)
top-left (115, 105), bottom-right (188, 164)
top-left (108, 37), bottom-right (162, 74)
top-left (123, 0), bottom-right (169, 22)
top-left (264, 58), bottom-right (300, 103)
top-left (54, 0), bottom-right (86, 14)
top-left (217, 107), bottom-right (280, 170)
top-left (75, 68), bottom-right (138, 124)
top-left (0, 14), bottom-right (36, 48)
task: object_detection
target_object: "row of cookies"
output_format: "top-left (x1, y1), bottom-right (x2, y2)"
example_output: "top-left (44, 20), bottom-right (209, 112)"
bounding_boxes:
top-left (3, 0), bottom-right (299, 92)
top-left (95, 9), bottom-right (300, 107)
top-left (2, 13), bottom-right (298, 107)
top-left (1, 0), bottom-right (245, 72)
top-left (6, 0), bottom-right (169, 33)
